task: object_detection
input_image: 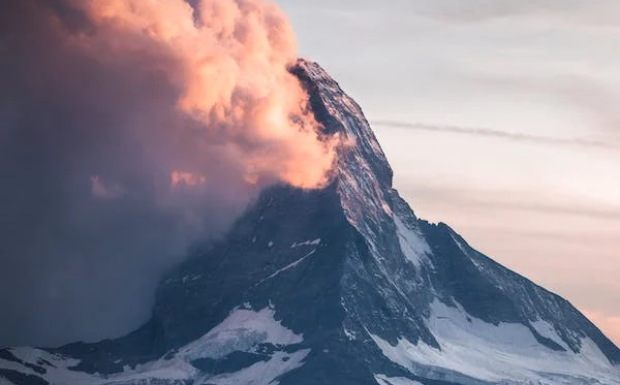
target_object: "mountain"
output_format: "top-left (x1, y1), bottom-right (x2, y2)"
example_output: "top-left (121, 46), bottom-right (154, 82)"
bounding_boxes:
top-left (1, 60), bottom-right (619, 385)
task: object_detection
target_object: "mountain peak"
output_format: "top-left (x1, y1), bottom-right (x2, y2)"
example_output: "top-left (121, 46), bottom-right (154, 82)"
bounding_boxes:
top-left (1, 60), bottom-right (618, 385)
top-left (291, 59), bottom-right (393, 186)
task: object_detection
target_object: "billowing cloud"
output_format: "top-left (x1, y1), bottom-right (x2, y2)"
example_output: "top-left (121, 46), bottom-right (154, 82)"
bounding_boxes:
top-left (0, 0), bottom-right (336, 347)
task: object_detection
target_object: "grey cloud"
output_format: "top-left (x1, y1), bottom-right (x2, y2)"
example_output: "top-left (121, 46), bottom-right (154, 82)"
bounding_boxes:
top-left (371, 120), bottom-right (620, 151)
top-left (0, 0), bottom-right (261, 347)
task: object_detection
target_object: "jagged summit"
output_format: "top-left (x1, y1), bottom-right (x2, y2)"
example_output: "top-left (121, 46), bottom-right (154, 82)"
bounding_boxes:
top-left (1, 61), bottom-right (618, 385)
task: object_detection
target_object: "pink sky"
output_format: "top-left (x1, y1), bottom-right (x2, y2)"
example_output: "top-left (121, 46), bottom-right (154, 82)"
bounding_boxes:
top-left (278, 0), bottom-right (620, 346)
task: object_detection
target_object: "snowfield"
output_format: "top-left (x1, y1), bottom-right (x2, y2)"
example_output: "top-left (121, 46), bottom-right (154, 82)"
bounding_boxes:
top-left (370, 299), bottom-right (620, 385)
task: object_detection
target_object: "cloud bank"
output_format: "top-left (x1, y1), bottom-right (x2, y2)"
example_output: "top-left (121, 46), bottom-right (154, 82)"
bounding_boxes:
top-left (0, 0), bottom-right (335, 347)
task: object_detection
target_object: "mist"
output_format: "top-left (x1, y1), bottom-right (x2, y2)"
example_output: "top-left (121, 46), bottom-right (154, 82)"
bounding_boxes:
top-left (0, 0), bottom-right (335, 347)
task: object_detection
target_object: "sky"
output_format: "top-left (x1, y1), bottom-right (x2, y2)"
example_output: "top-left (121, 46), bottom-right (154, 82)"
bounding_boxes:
top-left (276, 0), bottom-right (620, 345)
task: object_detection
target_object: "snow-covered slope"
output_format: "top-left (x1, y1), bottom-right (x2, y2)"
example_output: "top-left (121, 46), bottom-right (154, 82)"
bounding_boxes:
top-left (1, 60), bottom-right (618, 385)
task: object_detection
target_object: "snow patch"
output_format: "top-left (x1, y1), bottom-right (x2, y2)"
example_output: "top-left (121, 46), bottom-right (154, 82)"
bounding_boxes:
top-left (530, 319), bottom-right (570, 351)
top-left (343, 326), bottom-right (357, 341)
top-left (110, 358), bottom-right (198, 383)
top-left (291, 239), bottom-right (321, 248)
top-left (179, 307), bottom-right (303, 360)
top-left (1, 349), bottom-right (100, 385)
top-left (182, 274), bottom-right (201, 284)
top-left (374, 374), bottom-right (423, 385)
top-left (255, 250), bottom-right (317, 286)
top-left (393, 214), bottom-right (431, 268)
top-left (201, 350), bottom-right (310, 385)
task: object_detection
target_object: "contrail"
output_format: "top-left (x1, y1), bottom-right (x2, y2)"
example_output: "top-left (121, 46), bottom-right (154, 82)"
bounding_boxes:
top-left (370, 120), bottom-right (620, 151)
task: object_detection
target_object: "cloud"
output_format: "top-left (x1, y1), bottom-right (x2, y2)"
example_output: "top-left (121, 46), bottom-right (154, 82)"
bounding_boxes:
top-left (371, 120), bottom-right (620, 151)
top-left (0, 0), bottom-right (336, 347)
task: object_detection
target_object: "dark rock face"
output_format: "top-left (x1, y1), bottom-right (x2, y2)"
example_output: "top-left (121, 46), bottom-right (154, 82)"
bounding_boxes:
top-left (1, 60), bottom-right (618, 385)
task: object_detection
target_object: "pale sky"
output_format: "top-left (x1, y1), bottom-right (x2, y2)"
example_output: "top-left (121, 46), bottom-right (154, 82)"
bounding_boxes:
top-left (276, 0), bottom-right (620, 345)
